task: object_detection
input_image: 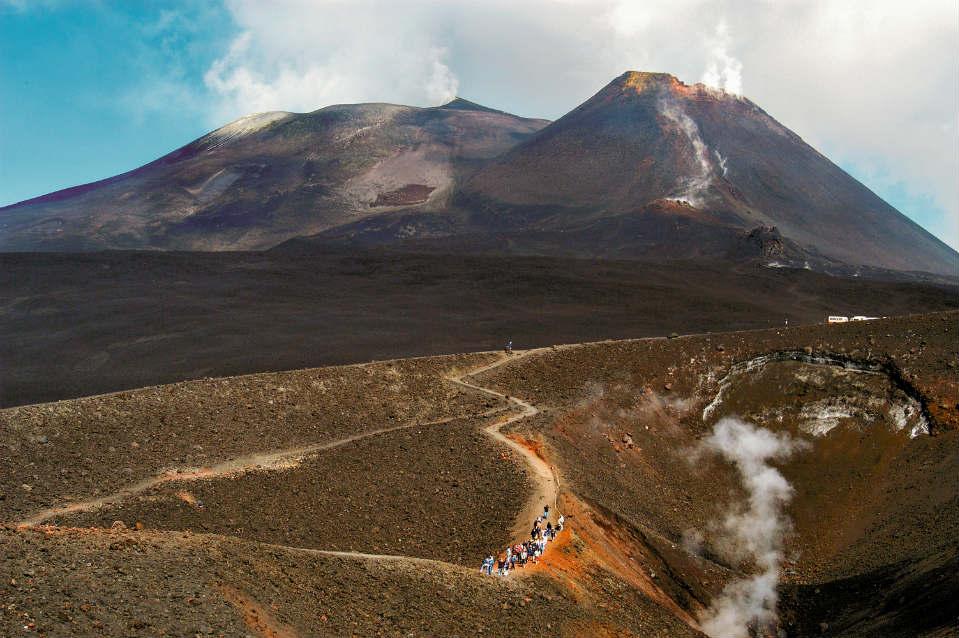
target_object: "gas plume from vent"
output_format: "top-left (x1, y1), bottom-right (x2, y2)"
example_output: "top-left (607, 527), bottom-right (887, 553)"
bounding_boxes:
top-left (657, 97), bottom-right (715, 206)
top-left (701, 20), bottom-right (743, 96)
top-left (695, 417), bottom-right (808, 638)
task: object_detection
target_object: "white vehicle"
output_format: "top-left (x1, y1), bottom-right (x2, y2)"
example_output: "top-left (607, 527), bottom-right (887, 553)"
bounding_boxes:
top-left (850, 316), bottom-right (879, 321)
top-left (827, 316), bottom-right (849, 323)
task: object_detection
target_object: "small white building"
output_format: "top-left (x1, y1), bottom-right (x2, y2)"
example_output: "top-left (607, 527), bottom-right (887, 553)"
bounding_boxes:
top-left (827, 316), bottom-right (849, 323)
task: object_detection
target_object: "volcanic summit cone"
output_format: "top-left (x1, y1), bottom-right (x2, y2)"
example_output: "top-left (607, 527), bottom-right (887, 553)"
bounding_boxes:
top-left (460, 71), bottom-right (957, 275)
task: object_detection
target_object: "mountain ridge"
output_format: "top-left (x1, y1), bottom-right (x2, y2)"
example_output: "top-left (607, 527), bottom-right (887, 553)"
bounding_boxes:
top-left (1, 71), bottom-right (955, 277)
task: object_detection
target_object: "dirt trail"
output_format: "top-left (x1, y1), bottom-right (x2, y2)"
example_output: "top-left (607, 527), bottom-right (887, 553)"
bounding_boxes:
top-left (447, 350), bottom-right (560, 541)
top-left (16, 348), bottom-right (561, 570)
top-left (15, 408), bottom-right (506, 527)
top-left (218, 584), bottom-right (299, 638)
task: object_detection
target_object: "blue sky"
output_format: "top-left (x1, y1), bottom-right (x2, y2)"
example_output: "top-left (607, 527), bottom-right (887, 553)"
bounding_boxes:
top-left (0, 2), bottom-right (231, 205)
top-left (2, 1), bottom-right (957, 250)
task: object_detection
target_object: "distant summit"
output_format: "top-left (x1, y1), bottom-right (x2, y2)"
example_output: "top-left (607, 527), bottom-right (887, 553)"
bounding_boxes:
top-left (616, 70), bottom-right (684, 90)
top-left (439, 97), bottom-right (510, 115)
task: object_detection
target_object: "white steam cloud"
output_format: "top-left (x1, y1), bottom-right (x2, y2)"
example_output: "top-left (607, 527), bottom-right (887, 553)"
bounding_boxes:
top-left (695, 417), bottom-right (808, 638)
top-left (657, 97), bottom-right (716, 207)
top-left (701, 20), bottom-right (743, 95)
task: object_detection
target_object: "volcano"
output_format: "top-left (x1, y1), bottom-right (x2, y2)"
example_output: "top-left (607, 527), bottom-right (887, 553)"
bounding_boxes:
top-left (334, 72), bottom-right (957, 276)
top-left (0, 100), bottom-right (547, 251)
top-left (2, 71), bottom-right (956, 277)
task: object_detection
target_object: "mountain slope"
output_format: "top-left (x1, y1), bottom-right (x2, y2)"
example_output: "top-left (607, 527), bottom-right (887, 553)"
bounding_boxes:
top-left (458, 72), bottom-right (957, 275)
top-left (2, 72), bottom-right (955, 277)
top-left (0, 100), bottom-right (548, 251)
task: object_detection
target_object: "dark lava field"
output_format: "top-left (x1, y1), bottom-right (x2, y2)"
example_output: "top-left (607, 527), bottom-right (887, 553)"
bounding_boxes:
top-left (2, 248), bottom-right (956, 407)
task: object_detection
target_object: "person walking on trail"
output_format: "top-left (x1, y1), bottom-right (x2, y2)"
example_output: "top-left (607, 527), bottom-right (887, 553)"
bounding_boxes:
top-left (543, 504), bottom-right (550, 520)
top-left (481, 555), bottom-right (494, 575)
top-left (506, 339), bottom-right (513, 355)
top-left (557, 514), bottom-right (565, 531)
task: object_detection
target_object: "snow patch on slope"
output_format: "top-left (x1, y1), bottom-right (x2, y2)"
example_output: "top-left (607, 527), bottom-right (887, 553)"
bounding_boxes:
top-left (186, 168), bottom-right (243, 204)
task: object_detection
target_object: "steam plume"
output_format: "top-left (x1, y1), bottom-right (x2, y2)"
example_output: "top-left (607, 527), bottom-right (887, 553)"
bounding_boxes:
top-left (696, 417), bottom-right (807, 638)
top-left (701, 20), bottom-right (743, 95)
top-left (657, 97), bottom-right (714, 206)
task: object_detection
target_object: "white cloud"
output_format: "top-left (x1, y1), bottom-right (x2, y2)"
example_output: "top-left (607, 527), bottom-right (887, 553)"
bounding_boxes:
top-left (203, 0), bottom-right (459, 122)
top-left (204, 0), bottom-right (959, 249)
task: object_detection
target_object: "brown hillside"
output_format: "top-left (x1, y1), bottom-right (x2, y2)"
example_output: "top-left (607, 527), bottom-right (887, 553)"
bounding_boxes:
top-left (2, 312), bottom-right (957, 636)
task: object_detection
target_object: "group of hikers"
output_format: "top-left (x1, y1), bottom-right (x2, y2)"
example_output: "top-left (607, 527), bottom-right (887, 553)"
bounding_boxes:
top-left (480, 504), bottom-right (565, 576)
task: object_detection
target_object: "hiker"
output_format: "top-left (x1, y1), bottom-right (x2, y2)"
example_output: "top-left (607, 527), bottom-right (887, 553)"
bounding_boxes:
top-left (557, 514), bottom-right (565, 531)
top-left (506, 339), bottom-right (513, 355)
top-left (543, 504), bottom-right (550, 520)
top-left (481, 555), bottom-right (493, 575)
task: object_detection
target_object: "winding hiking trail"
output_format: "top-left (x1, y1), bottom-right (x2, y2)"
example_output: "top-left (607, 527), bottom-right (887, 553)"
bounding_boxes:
top-left (16, 406), bottom-right (506, 527)
top-left (447, 349), bottom-right (561, 541)
top-left (9, 346), bottom-right (703, 636)
top-left (16, 350), bottom-right (558, 550)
